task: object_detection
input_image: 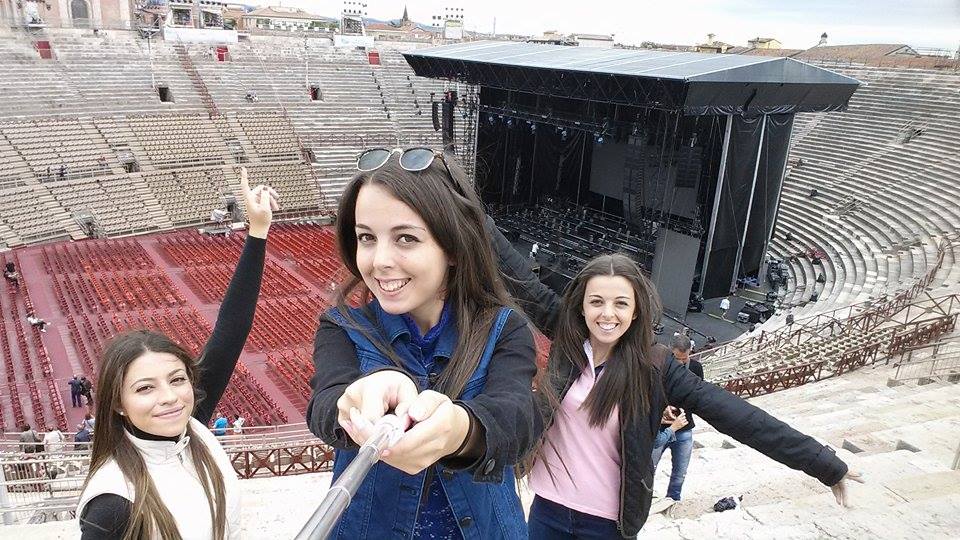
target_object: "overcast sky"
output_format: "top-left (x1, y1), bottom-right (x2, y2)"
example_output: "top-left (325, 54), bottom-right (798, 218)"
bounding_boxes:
top-left (281, 0), bottom-right (960, 51)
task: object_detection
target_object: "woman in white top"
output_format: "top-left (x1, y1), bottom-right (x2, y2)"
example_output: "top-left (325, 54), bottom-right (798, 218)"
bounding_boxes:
top-left (77, 169), bottom-right (278, 539)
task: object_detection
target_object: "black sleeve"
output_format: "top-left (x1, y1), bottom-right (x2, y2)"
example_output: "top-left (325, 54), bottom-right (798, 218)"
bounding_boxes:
top-left (305, 316), bottom-right (418, 448)
top-left (661, 356), bottom-right (848, 486)
top-left (193, 235), bottom-right (266, 425)
top-left (690, 360), bottom-right (704, 380)
top-left (484, 215), bottom-right (562, 338)
top-left (79, 494), bottom-right (131, 539)
top-left (446, 311), bottom-right (542, 483)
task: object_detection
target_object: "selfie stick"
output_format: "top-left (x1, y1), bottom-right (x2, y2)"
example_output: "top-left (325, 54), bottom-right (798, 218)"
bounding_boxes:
top-left (293, 415), bottom-right (406, 540)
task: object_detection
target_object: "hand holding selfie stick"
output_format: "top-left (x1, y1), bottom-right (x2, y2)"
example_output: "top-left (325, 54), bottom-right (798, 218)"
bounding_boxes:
top-left (294, 414), bottom-right (407, 540)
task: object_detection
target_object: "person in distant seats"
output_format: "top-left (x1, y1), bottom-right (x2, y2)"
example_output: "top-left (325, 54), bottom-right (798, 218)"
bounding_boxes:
top-left (212, 412), bottom-right (228, 436)
top-left (3, 262), bottom-right (19, 288)
top-left (231, 414), bottom-right (245, 435)
top-left (27, 312), bottom-right (50, 333)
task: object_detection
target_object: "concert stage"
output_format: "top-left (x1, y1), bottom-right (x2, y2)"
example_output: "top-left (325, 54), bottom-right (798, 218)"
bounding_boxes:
top-left (406, 42), bottom-right (860, 326)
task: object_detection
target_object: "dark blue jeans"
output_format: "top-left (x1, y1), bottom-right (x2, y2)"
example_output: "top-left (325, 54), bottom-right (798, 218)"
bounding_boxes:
top-left (528, 495), bottom-right (621, 539)
top-left (651, 428), bottom-right (693, 501)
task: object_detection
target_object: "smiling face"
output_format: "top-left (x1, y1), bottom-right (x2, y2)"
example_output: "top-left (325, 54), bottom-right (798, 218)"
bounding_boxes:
top-left (582, 275), bottom-right (637, 356)
top-left (119, 351), bottom-right (194, 438)
top-left (354, 183), bottom-right (450, 332)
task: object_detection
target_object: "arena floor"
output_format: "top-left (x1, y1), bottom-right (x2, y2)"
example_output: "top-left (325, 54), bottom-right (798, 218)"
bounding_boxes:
top-left (2, 224), bottom-right (341, 432)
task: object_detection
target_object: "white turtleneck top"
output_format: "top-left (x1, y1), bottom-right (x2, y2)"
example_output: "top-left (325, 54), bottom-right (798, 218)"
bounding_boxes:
top-left (77, 417), bottom-right (242, 539)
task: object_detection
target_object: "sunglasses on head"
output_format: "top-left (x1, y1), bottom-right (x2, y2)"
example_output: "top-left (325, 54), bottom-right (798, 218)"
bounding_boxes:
top-left (356, 147), bottom-right (465, 197)
top-left (356, 147), bottom-right (448, 172)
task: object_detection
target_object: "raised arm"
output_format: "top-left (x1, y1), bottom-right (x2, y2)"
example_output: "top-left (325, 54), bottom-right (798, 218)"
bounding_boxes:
top-left (194, 168), bottom-right (279, 424)
top-left (483, 215), bottom-right (562, 337)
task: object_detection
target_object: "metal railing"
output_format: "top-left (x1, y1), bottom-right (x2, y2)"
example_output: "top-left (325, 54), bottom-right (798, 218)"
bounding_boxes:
top-left (892, 335), bottom-right (960, 383)
top-left (0, 450), bottom-right (92, 524)
top-left (0, 433), bottom-right (334, 525)
top-left (0, 422), bottom-right (315, 449)
top-left (894, 351), bottom-right (960, 382)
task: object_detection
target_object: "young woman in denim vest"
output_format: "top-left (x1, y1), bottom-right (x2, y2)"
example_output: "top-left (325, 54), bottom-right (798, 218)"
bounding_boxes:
top-left (483, 226), bottom-right (863, 539)
top-left (307, 148), bottom-right (542, 539)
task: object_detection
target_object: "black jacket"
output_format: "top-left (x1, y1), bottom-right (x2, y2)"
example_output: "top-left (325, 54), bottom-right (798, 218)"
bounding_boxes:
top-left (485, 216), bottom-right (848, 538)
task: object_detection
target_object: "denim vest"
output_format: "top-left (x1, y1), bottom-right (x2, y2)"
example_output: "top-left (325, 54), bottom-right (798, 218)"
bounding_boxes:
top-left (325, 301), bottom-right (526, 540)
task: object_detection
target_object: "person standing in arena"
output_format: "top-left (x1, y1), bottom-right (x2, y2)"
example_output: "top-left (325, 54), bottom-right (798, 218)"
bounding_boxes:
top-left (76, 167), bottom-right (279, 539)
top-left (80, 376), bottom-right (94, 406)
top-left (212, 412), bottom-right (228, 436)
top-left (307, 148), bottom-right (540, 538)
top-left (68, 375), bottom-right (84, 408)
top-left (483, 223), bottom-right (862, 539)
top-left (232, 413), bottom-right (245, 435)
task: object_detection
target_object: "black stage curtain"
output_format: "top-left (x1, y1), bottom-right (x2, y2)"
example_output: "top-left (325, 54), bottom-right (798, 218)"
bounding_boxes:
top-left (702, 115), bottom-right (763, 298)
top-left (741, 114), bottom-right (794, 276)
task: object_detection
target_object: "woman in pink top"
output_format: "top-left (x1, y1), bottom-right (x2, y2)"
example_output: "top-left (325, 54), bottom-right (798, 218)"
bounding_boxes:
top-left (494, 250), bottom-right (863, 539)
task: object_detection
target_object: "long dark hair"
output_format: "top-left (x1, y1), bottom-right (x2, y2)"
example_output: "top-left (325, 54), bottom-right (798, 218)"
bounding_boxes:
top-left (82, 330), bottom-right (227, 540)
top-left (334, 153), bottom-right (515, 399)
top-left (548, 253), bottom-right (662, 428)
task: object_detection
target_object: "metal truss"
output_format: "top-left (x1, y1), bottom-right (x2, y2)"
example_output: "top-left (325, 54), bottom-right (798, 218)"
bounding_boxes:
top-left (405, 56), bottom-right (686, 111)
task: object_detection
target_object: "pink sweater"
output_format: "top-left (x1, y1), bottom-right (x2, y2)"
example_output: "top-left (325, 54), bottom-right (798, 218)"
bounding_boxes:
top-left (529, 341), bottom-right (621, 520)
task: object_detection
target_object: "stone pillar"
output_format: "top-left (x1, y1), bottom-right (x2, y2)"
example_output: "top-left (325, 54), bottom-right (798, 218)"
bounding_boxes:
top-left (118, 0), bottom-right (130, 28)
top-left (90, 0), bottom-right (101, 27)
top-left (58, 0), bottom-right (69, 26)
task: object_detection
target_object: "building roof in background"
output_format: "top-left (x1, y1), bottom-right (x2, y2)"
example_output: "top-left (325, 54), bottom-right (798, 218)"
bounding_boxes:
top-left (245, 6), bottom-right (336, 21)
top-left (732, 47), bottom-right (805, 57)
top-left (796, 44), bottom-right (918, 60)
top-left (572, 33), bottom-right (614, 41)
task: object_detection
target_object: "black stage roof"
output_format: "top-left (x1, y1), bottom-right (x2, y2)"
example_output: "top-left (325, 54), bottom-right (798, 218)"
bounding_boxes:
top-left (403, 41), bottom-right (860, 115)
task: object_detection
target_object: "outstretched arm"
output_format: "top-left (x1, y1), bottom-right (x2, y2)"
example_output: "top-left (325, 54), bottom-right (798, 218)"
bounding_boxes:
top-left (660, 354), bottom-right (852, 491)
top-left (193, 167), bottom-right (279, 424)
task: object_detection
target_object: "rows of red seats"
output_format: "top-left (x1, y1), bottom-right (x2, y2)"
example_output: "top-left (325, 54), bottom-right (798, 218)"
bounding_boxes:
top-left (0, 253), bottom-right (68, 431)
top-left (111, 307), bottom-right (211, 354)
top-left (84, 272), bottom-right (184, 312)
top-left (267, 225), bottom-right (345, 286)
top-left (156, 230), bottom-right (319, 423)
top-left (45, 268), bottom-right (183, 315)
top-left (534, 332), bottom-right (552, 369)
top-left (265, 346), bottom-right (313, 410)
top-left (36, 232), bottom-right (293, 427)
top-left (245, 225), bottom-right (342, 400)
top-left (43, 238), bottom-right (153, 274)
top-left (293, 256), bottom-right (346, 288)
top-left (227, 363), bottom-right (289, 425)
top-left (158, 232), bottom-right (244, 267)
top-left (19, 271), bottom-right (65, 429)
top-left (184, 261), bottom-right (311, 303)
top-left (267, 223), bottom-right (338, 258)
top-left (0, 317), bottom-right (27, 429)
top-left (246, 295), bottom-right (328, 352)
